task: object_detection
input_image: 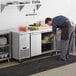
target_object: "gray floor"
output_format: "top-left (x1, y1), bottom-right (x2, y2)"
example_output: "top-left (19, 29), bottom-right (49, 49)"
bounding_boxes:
top-left (31, 63), bottom-right (76, 76)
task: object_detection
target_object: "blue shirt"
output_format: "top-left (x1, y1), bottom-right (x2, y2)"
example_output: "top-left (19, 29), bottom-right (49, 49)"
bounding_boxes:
top-left (52, 15), bottom-right (71, 34)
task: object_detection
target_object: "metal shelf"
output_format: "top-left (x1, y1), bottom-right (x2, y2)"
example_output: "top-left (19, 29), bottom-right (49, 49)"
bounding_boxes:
top-left (42, 42), bottom-right (53, 44)
top-left (42, 50), bottom-right (61, 55)
top-left (6, 3), bottom-right (41, 6)
top-left (0, 3), bottom-right (25, 12)
top-left (0, 2), bottom-right (41, 12)
top-left (0, 57), bottom-right (9, 62)
top-left (42, 50), bottom-right (53, 54)
top-left (26, 13), bottom-right (37, 16)
top-left (0, 52), bottom-right (9, 62)
top-left (0, 44), bottom-right (10, 48)
top-left (0, 33), bottom-right (11, 62)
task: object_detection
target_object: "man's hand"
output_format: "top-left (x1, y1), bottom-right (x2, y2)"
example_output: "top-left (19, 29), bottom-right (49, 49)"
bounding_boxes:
top-left (49, 33), bottom-right (55, 39)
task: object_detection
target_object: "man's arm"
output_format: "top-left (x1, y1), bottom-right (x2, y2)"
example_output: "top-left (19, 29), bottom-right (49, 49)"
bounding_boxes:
top-left (49, 33), bottom-right (55, 39)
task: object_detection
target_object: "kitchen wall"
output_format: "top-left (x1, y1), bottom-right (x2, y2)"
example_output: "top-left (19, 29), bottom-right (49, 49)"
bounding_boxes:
top-left (0, 0), bottom-right (76, 30)
top-left (37, 0), bottom-right (76, 26)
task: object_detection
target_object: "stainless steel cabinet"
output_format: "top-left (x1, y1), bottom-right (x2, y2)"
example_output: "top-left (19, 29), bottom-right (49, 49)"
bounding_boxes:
top-left (0, 33), bottom-right (11, 62)
top-left (12, 30), bottom-right (61, 61)
top-left (12, 32), bottom-right (30, 61)
top-left (31, 32), bottom-right (41, 56)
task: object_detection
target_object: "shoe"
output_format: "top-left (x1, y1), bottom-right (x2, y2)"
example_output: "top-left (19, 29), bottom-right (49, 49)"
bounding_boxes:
top-left (56, 58), bottom-right (66, 61)
top-left (60, 58), bottom-right (66, 61)
top-left (66, 56), bottom-right (69, 59)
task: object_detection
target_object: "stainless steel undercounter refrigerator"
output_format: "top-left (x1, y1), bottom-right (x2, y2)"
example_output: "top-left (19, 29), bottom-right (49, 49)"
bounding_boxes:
top-left (11, 28), bottom-right (61, 62)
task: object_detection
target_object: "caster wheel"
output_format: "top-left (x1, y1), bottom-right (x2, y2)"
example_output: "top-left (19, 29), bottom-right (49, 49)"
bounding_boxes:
top-left (18, 60), bottom-right (23, 63)
top-left (50, 53), bottom-right (53, 56)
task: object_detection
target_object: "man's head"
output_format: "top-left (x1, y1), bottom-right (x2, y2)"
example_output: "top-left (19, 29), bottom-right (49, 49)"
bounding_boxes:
top-left (45, 17), bottom-right (52, 26)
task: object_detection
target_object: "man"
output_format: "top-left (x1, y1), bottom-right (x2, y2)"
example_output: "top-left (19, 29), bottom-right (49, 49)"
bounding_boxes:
top-left (45, 15), bottom-right (74, 61)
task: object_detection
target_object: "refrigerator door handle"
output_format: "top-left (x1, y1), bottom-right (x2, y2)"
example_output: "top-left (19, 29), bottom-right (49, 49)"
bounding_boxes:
top-left (23, 47), bottom-right (27, 49)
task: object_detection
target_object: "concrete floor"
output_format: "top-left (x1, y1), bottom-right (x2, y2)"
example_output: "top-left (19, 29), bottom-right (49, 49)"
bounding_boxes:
top-left (31, 63), bottom-right (76, 76)
top-left (0, 61), bottom-right (19, 69)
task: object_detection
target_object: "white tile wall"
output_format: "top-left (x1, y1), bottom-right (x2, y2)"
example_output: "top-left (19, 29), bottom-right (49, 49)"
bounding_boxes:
top-left (0, 0), bottom-right (76, 30)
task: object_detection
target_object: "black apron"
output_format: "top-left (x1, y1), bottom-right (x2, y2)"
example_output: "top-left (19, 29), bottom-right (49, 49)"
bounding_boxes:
top-left (60, 22), bottom-right (69, 40)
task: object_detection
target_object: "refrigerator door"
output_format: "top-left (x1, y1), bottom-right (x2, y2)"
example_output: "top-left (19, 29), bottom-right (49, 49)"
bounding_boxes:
top-left (31, 33), bottom-right (41, 56)
top-left (19, 34), bottom-right (29, 50)
top-left (12, 32), bottom-right (30, 60)
top-left (19, 34), bottom-right (30, 59)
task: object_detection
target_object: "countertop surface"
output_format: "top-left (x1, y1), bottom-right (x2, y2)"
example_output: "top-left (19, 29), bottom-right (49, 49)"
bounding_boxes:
top-left (11, 26), bottom-right (52, 34)
top-left (0, 26), bottom-right (52, 35)
top-left (0, 25), bottom-right (75, 35)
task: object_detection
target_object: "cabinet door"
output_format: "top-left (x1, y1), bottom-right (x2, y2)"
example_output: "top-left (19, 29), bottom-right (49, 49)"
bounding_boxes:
top-left (19, 34), bottom-right (30, 59)
top-left (19, 34), bottom-right (29, 50)
top-left (31, 33), bottom-right (41, 56)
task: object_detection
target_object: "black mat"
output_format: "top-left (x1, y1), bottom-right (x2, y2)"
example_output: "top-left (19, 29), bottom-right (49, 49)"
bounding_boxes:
top-left (0, 55), bottom-right (76, 76)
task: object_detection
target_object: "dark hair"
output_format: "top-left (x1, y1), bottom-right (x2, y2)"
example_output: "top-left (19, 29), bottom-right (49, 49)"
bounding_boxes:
top-left (45, 17), bottom-right (52, 24)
